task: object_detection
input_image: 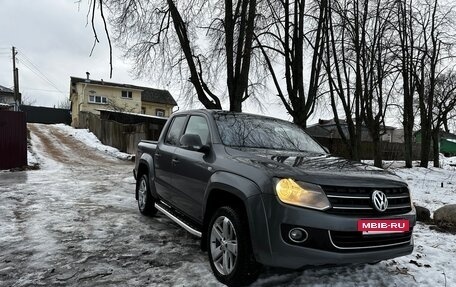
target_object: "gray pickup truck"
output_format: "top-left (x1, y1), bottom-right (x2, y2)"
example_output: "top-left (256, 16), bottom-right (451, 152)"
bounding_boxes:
top-left (134, 109), bottom-right (415, 286)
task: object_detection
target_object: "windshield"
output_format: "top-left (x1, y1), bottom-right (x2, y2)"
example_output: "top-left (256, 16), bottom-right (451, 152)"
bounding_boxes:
top-left (213, 113), bottom-right (326, 154)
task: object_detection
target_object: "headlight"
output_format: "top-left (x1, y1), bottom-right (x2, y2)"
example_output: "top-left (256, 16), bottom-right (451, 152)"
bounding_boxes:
top-left (274, 178), bottom-right (331, 210)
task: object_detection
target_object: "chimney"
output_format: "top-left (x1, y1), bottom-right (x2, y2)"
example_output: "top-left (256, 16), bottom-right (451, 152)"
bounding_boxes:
top-left (86, 72), bottom-right (90, 81)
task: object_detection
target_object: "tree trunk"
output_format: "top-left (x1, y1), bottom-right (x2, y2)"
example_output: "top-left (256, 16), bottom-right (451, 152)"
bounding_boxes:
top-left (432, 129), bottom-right (440, 167)
top-left (420, 125), bottom-right (431, 167)
top-left (293, 113), bottom-right (308, 129)
top-left (403, 125), bottom-right (413, 167)
top-left (230, 96), bottom-right (243, 112)
top-left (373, 137), bottom-right (383, 168)
top-left (397, 0), bottom-right (415, 168)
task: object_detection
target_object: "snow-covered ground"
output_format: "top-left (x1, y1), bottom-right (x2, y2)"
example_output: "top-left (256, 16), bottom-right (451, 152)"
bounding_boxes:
top-left (0, 123), bottom-right (455, 286)
top-left (392, 158), bottom-right (456, 216)
top-left (53, 124), bottom-right (133, 160)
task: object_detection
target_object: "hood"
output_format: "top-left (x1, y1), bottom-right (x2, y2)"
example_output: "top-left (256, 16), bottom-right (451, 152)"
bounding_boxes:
top-left (225, 147), bottom-right (406, 188)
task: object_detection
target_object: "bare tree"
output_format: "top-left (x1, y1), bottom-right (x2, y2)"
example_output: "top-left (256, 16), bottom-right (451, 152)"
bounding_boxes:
top-left (395, 0), bottom-right (416, 168)
top-left (57, 98), bottom-right (71, 109)
top-left (20, 94), bottom-right (37, 106)
top-left (431, 70), bottom-right (456, 166)
top-left (106, 99), bottom-right (137, 113)
top-left (316, 0), bottom-right (456, 168)
top-left (88, 0), bottom-right (261, 112)
top-left (318, 0), bottom-right (400, 167)
top-left (412, 0), bottom-right (455, 167)
top-left (322, 0), bottom-right (362, 161)
top-left (359, 0), bottom-right (398, 167)
top-left (255, 0), bottom-right (328, 128)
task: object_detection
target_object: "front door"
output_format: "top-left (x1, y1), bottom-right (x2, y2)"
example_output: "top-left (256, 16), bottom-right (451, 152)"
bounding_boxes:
top-left (171, 115), bottom-right (213, 222)
top-left (154, 115), bottom-right (187, 206)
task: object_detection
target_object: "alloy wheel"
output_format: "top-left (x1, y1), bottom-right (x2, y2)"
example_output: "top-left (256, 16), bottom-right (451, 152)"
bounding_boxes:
top-left (210, 216), bottom-right (238, 275)
top-left (138, 177), bottom-right (147, 210)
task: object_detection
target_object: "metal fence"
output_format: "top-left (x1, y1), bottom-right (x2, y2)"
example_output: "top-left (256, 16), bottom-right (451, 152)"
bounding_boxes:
top-left (0, 111), bottom-right (27, 169)
top-left (20, 105), bottom-right (71, 125)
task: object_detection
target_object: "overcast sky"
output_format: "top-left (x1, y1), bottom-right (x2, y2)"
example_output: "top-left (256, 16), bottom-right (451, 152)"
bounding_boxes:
top-left (0, 0), bottom-right (300, 121)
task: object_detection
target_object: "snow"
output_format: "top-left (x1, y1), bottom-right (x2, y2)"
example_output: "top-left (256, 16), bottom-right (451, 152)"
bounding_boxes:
top-left (0, 124), bottom-right (455, 286)
top-left (53, 124), bottom-right (133, 160)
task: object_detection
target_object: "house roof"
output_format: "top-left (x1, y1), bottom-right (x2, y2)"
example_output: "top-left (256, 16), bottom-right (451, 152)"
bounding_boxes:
top-left (440, 131), bottom-right (456, 140)
top-left (70, 77), bottom-right (177, 106)
top-left (140, 87), bottom-right (176, 106)
top-left (0, 85), bottom-right (14, 94)
top-left (305, 125), bottom-right (335, 138)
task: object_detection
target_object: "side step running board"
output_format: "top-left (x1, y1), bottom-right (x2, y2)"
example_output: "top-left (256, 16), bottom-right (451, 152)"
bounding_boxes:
top-left (154, 202), bottom-right (202, 238)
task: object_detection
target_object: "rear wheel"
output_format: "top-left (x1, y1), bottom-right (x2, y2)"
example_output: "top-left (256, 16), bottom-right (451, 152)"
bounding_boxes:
top-left (207, 206), bottom-right (261, 286)
top-left (137, 174), bottom-right (157, 216)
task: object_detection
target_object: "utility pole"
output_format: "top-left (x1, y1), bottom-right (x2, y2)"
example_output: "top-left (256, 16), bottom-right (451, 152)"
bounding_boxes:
top-left (12, 46), bottom-right (20, 111)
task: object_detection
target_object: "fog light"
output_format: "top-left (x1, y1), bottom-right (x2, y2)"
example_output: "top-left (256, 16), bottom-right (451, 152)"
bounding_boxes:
top-left (288, 228), bottom-right (308, 243)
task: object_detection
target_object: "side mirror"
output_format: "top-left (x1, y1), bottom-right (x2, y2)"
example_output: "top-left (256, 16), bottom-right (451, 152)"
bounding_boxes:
top-left (180, 134), bottom-right (210, 153)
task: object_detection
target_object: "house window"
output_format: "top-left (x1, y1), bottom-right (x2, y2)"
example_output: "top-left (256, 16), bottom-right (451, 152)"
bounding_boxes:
top-left (121, 91), bottom-right (133, 99)
top-left (141, 107), bottom-right (146, 114)
top-left (88, 95), bottom-right (107, 104)
top-left (156, 109), bottom-right (165, 117)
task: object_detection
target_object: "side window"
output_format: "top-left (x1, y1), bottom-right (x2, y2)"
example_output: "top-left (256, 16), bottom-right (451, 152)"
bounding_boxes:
top-left (183, 116), bottom-right (210, 145)
top-left (165, 116), bottom-right (187, 146)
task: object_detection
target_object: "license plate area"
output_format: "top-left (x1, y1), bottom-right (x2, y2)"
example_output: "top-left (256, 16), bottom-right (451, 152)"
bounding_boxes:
top-left (357, 219), bottom-right (409, 235)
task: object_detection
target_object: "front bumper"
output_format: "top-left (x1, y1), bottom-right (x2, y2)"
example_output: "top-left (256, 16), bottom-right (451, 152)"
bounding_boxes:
top-left (247, 194), bottom-right (416, 269)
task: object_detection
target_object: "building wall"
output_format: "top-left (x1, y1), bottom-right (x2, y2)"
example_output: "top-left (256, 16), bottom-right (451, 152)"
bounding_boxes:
top-left (0, 94), bottom-right (15, 104)
top-left (141, 102), bottom-right (174, 117)
top-left (71, 82), bottom-right (142, 126)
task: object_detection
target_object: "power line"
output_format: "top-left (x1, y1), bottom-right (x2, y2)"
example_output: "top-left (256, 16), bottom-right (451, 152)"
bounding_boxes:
top-left (18, 59), bottom-right (65, 95)
top-left (17, 56), bottom-right (63, 93)
top-left (16, 49), bottom-right (64, 93)
top-left (22, 87), bottom-right (69, 93)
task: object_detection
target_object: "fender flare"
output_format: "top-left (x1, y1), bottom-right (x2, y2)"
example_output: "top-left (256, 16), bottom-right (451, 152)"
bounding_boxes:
top-left (136, 153), bottom-right (158, 199)
top-left (202, 171), bottom-right (273, 264)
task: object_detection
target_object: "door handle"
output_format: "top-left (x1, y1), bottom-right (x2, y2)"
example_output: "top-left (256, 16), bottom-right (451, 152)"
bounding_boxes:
top-left (172, 158), bottom-right (180, 165)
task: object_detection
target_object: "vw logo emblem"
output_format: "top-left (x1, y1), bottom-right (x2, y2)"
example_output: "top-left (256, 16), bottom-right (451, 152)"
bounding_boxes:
top-left (372, 190), bottom-right (388, 212)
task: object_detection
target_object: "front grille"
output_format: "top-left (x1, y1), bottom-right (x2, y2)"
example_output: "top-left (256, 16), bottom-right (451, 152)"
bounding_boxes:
top-left (322, 186), bottom-right (412, 216)
top-left (329, 230), bottom-right (412, 249)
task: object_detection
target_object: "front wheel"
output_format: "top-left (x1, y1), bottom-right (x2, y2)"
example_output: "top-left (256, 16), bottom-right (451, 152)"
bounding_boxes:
top-left (136, 174), bottom-right (157, 216)
top-left (207, 206), bottom-right (261, 286)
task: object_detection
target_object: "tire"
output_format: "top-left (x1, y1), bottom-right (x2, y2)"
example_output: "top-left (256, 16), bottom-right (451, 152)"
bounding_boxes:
top-left (207, 206), bottom-right (261, 286)
top-left (136, 174), bottom-right (157, 216)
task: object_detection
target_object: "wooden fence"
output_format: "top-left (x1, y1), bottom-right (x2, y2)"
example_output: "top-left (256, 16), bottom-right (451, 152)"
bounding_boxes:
top-left (314, 137), bottom-right (428, 160)
top-left (78, 112), bottom-right (166, 154)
